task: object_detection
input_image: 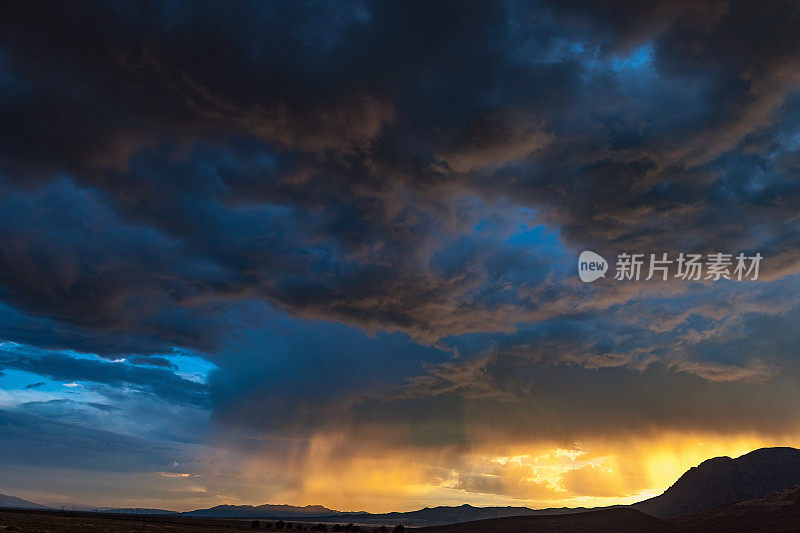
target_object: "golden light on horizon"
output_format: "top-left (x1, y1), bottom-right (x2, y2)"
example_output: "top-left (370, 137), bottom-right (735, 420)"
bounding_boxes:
top-left (221, 430), bottom-right (800, 513)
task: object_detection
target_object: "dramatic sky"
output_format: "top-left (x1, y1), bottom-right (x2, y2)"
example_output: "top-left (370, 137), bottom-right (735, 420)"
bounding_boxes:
top-left (2, 0), bottom-right (800, 513)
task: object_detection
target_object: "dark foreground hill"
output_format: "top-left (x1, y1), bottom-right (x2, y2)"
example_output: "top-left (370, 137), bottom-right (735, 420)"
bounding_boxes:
top-left (671, 484), bottom-right (800, 532)
top-left (633, 447), bottom-right (800, 518)
top-left (416, 508), bottom-right (680, 533)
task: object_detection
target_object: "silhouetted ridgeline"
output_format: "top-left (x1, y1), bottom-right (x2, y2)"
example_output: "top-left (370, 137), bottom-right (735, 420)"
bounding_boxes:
top-left (183, 503), bottom-right (591, 526)
top-left (92, 507), bottom-right (180, 516)
top-left (0, 494), bottom-right (49, 510)
top-left (183, 504), bottom-right (342, 518)
top-left (634, 447), bottom-right (800, 518)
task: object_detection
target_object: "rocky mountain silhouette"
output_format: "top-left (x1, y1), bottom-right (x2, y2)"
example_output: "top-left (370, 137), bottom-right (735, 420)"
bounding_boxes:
top-left (634, 447), bottom-right (800, 518)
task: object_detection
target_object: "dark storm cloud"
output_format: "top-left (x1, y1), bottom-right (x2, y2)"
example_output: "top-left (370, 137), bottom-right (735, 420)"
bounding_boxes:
top-left (0, 180), bottom-right (229, 353)
top-left (205, 296), bottom-right (800, 450)
top-left (1, 0), bottom-right (800, 345)
top-left (2, 0), bottom-right (800, 457)
top-left (207, 305), bottom-right (450, 432)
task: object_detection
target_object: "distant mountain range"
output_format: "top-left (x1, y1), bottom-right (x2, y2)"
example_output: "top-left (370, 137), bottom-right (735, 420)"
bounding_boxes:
top-left (633, 447), bottom-right (800, 518)
top-left (0, 494), bottom-right (50, 510)
top-left (90, 507), bottom-right (180, 515)
top-left (326, 504), bottom-right (568, 525)
top-left (5, 446), bottom-right (800, 529)
top-left (183, 502), bottom-right (590, 526)
top-left (183, 504), bottom-right (342, 518)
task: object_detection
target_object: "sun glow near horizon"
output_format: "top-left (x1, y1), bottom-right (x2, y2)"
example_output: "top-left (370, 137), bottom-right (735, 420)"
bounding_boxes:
top-left (180, 431), bottom-right (800, 514)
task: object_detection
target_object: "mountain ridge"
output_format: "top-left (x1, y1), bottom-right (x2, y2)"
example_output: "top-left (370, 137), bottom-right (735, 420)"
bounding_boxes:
top-left (633, 446), bottom-right (800, 518)
top-left (0, 494), bottom-right (50, 510)
top-left (183, 503), bottom-right (344, 518)
top-left (182, 503), bottom-right (569, 525)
